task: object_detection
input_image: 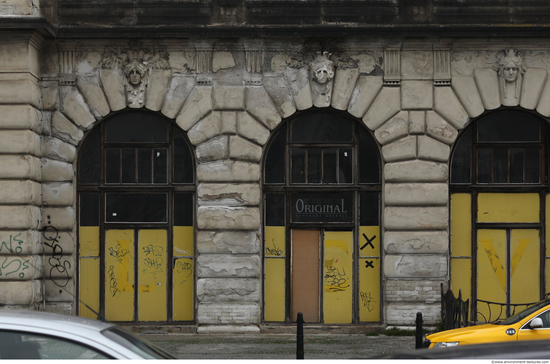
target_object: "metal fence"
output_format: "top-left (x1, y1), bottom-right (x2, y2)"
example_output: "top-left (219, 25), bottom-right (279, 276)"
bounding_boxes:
top-left (440, 284), bottom-right (469, 330)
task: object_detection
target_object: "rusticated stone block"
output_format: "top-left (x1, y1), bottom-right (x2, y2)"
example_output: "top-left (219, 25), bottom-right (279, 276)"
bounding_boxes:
top-left (409, 111), bottom-right (425, 134)
top-left (213, 85), bottom-right (245, 110)
top-left (188, 111), bottom-right (221, 146)
top-left (537, 74), bottom-right (550, 117)
top-left (520, 68), bottom-right (548, 110)
top-left (0, 155), bottom-right (40, 180)
top-left (245, 86), bottom-right (281, 130)
top-left (348, 76), bottom-right (383, 118)
top-left (262, 75), bottom-right (296, 118)
top-left (77, 74), bottom-right (110, 117)
top-left (331, 67), bottom-right (359, 111)
top-left (197, 160), bottom-right (260, 182)
top-left (385, 160), bottom-right (448, 183)
top-left (198, 183), bottom-right (260, 207)
top-left (42, 182), bottom-right (74, 206)
top-left (0, 180), bottom-right (41, 205)
top-left (237, 112), bottom-right (270, 146)
top-left (474, 68), bottom-right (500, 110)
top-left (0, 206), bottom-right (40, 229)
top-left (197, 255), bottom-right (261, 278)
top-left (0, 105), bottom-right (42, 132)
top-left (0, 74), bottom-right (41, 108)
top-left (417, 135), bottom-right (450, 162)
top-left (221, 112), bottom-right (237, 134)
top-left (197, 206), bottom-right (260, 230)
top-left (434, 87), bottom-right (469, 130)
top-left (44, 256), bottom-right (75, 280)
top-left (401, 80), bottom-right (432, 109)
top-left (374, 111), bottom-right (409, 145)
top-left (0, 130), bottom-right (40, 155)
top-left (0, 255), bottom-right (41, 280)
top-left (43, 302), bottom-right (74, 315)
top-left (385, 183), bottom-right (448, 206)
top-left (452, 76), bottom-right (484, 118)
top-left (41, 158), bottom-right (74, 182)
top-left (426, 111), bottom-right (458, 145)
top-left (229, 135), bottom-right (262, 162)
top-left (197, 278), bottom-right (260, 302)
top-left (52, 111), bottom-right (84, 146)
top-left (45, 278), bottom-right (74, 302)
top-left (284, 67), bottom-right (312, 110)
top-left (386, 302), bottom-right (440, 326)
top-left (196, 230), bottom-right (260, 254)
top-left (212, 51), bottom-right (235, 72)
top-left (385, 255), bottom-right (447, 278)
top-left (145, 69), bottom-right (172, 111)
top-left (0, 230), bottom-right (42, 255)
top-left (161, 74), bottom-right (195, 119)
top-left (384, 231), bottom-right (449, 254)
top-left (100, 69), bottom-right (126, 112)
top-left (41, 207), bottom-right (75, 231)
top-left (196, 135), bottom-right (229, 163)
top-left (197, 302), bottom-right (260, 325)
top-left (381, 136), bottom-right (417, 162)
top-left (363, 87), bottom-right (401, 131)
top-left (41, 231), bottom-right (75, 255)
top-left (42, 137), bottom-right (77, 163)
top-left (176, 86), bottom-right (212, 131)
top-left (0, 281), bottom-right (41, 305)
top-left (61, 88), bottom-right (96, 130)
top-left (384, 206), bottom-right (448, 230)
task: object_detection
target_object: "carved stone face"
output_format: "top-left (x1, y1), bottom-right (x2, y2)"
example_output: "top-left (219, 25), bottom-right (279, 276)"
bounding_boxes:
top-left (128, 69), bottom-right (142, 86)
top-left (503, 61), bottom-right (519, 83)
top-left (314, 63), bottom-right (334, 84)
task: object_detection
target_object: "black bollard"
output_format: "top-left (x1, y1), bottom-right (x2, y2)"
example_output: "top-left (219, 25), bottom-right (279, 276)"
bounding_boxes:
top-left (297, 312), bottom-right (304, 359)
top-left (415, 312), bottom-right (423, 349)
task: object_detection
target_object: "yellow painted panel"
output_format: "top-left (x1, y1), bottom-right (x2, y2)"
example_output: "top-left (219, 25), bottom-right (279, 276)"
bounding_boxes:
top-left (174, 226), bottom-right (193, 257)
top-left (359, 226), bottom-right (379, 258)
top-left (265, 258), bottom-right (285, 322)
top-left (547, 259), bottom-right (550, 295)
top-left (478, 193), bottom-right (539, 223)
top-left (105, 230), bottom-right (134, 321)
top-left (477, 229), bottom-right (507, 322)
top-left (79, 226), bottom-right (99, 257)
top-left (359, 258), bottom-right (379, 322)
top-left (79, 257), bottom-right (99, 319)
top-left (265, 226), bottom-right (285, 257)
top-left (173, 258), bottom-right (194, 321)
top-left (324, 231), bottom-right (353, 324)
top-left (451, 258), bottom-right (471, 302)
top-left (138, 230), bottom-right (167, 322)
top-left (451, 194), bottom-right (471, 257)
top-left (547, 195), bottom-right (550, 257)
top-left (511, 229), bottom-right (540, 304)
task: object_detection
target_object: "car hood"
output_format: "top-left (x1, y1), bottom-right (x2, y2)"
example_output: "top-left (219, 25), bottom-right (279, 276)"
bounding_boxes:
top-left (426, 324), bottom-right (504, 344)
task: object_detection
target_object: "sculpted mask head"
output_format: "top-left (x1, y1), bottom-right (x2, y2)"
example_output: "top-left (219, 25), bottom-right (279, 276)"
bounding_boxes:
top-left (124, 59), bottom-right (147, 86)
top-left (497, 49), bottom-right (525, 83)
top-left (311, 52), bottom-right (335, 85)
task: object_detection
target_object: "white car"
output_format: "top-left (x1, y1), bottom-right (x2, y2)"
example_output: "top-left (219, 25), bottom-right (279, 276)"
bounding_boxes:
top-left (0, 310), bottom-right (175, 359)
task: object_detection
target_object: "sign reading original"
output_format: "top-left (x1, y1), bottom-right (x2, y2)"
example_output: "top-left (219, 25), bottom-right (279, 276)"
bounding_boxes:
top-left (291, 192), bottom-right (353, 223)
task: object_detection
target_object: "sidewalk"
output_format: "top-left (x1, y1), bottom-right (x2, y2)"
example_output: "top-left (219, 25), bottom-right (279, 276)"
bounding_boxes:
top-left (142, 333), bottom-right (415, 359)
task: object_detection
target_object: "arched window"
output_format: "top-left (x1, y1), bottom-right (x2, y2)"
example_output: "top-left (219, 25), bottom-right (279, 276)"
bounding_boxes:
top-left (77, 110), bottom-right (195, 323)
top-left (450, 110), bottom-right (550, 320)
top-left (263, 110), bottom-right (381, 324)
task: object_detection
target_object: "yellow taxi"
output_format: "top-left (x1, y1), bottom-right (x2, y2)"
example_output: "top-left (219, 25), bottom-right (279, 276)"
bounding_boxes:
top-left (425, 299), bottom-right (550, 348)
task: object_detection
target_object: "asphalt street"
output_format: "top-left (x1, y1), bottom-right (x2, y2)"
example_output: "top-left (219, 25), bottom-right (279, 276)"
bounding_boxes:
top-left (142, 333), bottom-right (415, 359)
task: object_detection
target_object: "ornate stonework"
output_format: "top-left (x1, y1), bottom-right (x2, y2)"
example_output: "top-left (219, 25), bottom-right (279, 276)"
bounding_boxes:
top-left (99, 42), bottom-right (171, 108)
top-left (310, 52), bottom-right (335, 107)
top-left (494, 49), bottom-right (526, 106)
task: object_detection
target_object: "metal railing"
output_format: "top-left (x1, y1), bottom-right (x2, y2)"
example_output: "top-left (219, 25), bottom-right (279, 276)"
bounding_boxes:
top-left (473, 299), bottom-right (540, 324)
top-left (440, 284), bottom-right (470, 330)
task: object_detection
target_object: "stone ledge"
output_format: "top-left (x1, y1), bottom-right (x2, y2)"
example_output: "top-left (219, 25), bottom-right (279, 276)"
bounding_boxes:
top-left (198, 325), bottom-right (260, 334)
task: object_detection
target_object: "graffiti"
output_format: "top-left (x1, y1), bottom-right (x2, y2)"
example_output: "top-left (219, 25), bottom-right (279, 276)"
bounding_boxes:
top-left (107, 265), bottom-right (120, 297)
top-left (0, 256), bottom-right (30, 279)
top-left (0, 233), bottom-right (24, 254)
top-left (174, 247), bottom-right (191, 256)
top-left (360, 291), bottom-right (376, 312)
top-left (265, 239), bottom-right (283, 256)
top-left (324, 263), bottom-right (349, 292)
top-left (142, 244), bottom-right (164, 257)
top-left (108, 244), bottom-right (131, 263)
top-left (143, 258), bottom-right (164, 271)
top-left (361, 233), bottom-right (376, 250)
top-left (42, 219), bottom-right (71, 288)
top-left (175, 260), bottom-right (193, 278)
top-left (365, 260), bottom-right (374, 269)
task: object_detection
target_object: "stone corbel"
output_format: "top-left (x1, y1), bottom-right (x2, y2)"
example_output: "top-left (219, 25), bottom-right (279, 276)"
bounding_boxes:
top-left (195, 42), bottom-right (213, 85)
top-left (434, 47), bottom-right (451, 86)
top-left (384, 46), bottom-right (401, 86)
top-left (58, 42), bottom-right (77, 86)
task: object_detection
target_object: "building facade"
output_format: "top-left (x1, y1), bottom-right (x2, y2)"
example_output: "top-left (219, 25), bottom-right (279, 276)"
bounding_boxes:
top-left (2, 0), bottom-right (550, 332)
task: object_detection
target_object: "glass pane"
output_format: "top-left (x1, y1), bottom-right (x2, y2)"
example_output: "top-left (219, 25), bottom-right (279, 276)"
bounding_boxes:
top-left (360, 192), bottom-right (379, 226)
top-left (339, 149), bottom-right (352, 184)
top-left (265, 193), bottom-right (285, 226)
top-left (105, 149), bottom-right (120, 184)
top-left (451, 127), bottom-right (472, 184)
top-left (264, 127), bottom-right (285, 184)
top-left (173, 128), bottom-right (193, 184)
top-left (80, 193), bottom-right (100, 226)
top-left (509, 148), bottom-right (524, 183)
top-left (291, 148), bottom-right (306, 183)
top-left (79, 127), bottom-right (100, 184)
top-left (174, 193), bottom-right (193, 226)
top-left (291, 192), bottom-right (353, 223)
top-left (105, 112), bottom-right (169, 143)
top-left (121, 149), bottom-right (136, 183)
top-left (106, 193), bottom-right (167, 223)
top-left (153, 149), bottom-right (167, 184)
top-left (308, 149), bottom-right (321, 183)
top-left (358, 127), bottom-right (380, 184)
top-left (525, 148), bottom-right (540, 183)
top-left (493, 148), bottom-right (508, 183)
top-left (138, 149), bottom-right (152, 184)
top-left (323, 149), bottom-right (337, 184)
top-left (477, 111), bottom-right (541, 142)
top-left (290, 113), bottom-right (353, 143)
top-left (477, 148), bottom-right (492, 183)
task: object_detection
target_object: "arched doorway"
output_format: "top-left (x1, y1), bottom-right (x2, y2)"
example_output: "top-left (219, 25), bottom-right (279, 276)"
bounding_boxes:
top-left (263, 110), bottom-right (382, 324)
top-left (77, 110), bottom-right (196, 323)
top-left (450, 109), bottom-right (550, 320)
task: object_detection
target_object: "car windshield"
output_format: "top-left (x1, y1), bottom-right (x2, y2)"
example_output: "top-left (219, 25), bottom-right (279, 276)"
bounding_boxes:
top-left (101, 326), bottom-right (175, 359)
top-left (498, 300), bottom-right (550, 325)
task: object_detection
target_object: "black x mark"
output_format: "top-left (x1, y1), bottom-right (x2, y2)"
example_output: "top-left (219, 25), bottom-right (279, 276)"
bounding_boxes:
top-left (365, 260), bottom-right (374, 269)
top-left (361, 233), bottom-right (376, 250)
